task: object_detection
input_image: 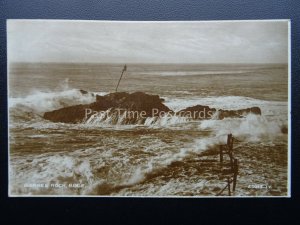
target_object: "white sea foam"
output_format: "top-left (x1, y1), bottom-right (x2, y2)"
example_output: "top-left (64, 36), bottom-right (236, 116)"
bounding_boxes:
top-left (123, 135), bottom-right (219, 186)
top-left (84, 109), bottom-right (190, 127)
top-left (144, 115), bottom-right (190, 127)
top-left (9, 90), bottom-right (288, 195)
top-left (121, 113), bottom-right (287, 189)
top-left (200, 114), bottom-right (285, 142)
top-left (10, 153), bottom-right (95, 195)
top-left (9, 89), bottom-right (96, 115)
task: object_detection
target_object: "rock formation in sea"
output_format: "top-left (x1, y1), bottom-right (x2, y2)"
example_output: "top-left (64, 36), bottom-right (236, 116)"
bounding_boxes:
top-left (43, 91), bottom-right (172, 124)
top-left (177, 105), bottom-right (261, 120)
top-left (43, 91), bottom-right (261, 124)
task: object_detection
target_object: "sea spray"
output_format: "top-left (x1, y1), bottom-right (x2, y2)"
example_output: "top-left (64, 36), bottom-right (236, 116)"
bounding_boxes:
top-left (10, 89), bottom-right (96, 115)
top-left (199, 114), bottom-right (284, 142)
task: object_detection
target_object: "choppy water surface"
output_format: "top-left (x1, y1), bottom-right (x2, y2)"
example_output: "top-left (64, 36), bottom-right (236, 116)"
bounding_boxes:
top-left (9, 63), bottom-right (289, 196)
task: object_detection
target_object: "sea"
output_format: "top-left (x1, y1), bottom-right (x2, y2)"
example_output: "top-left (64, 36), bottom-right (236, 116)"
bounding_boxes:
top-left (8, 63), bottom-right (289, 196)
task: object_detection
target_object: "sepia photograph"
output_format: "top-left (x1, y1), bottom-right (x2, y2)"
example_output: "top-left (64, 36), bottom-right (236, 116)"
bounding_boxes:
top-left (7, 19), bottom-right (290, 197)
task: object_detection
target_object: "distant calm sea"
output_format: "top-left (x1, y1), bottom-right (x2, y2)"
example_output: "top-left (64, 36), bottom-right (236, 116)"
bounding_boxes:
top-left (8, 63), bottom-right (288, 196)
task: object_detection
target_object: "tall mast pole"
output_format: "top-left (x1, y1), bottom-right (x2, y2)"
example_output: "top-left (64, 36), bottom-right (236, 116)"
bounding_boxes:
top-left (115, 64), bottom-right (127, 92)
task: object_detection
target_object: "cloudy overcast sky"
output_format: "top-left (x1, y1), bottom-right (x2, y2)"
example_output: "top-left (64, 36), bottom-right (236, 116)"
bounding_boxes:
top-left (7, 20), bottom-right (289, 64)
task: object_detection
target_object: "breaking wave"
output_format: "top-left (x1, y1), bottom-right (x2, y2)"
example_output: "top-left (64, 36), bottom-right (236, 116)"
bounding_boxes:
top-left (9, 87), bottom-right (108, 123)
top-left (10, 89), bottom-right (96, 115)
top-left (84, 109), bottom-right (190, 127)
top-left (120, 136), bottom-right (219, 188)
top-left (200, 114), bottom-right (287, 142)
top-left (8, 88), bottom-right (288, 195)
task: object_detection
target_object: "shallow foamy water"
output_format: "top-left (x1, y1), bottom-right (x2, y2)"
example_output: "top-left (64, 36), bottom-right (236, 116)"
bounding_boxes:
top-left (8, 63), bottom-right (289, 196)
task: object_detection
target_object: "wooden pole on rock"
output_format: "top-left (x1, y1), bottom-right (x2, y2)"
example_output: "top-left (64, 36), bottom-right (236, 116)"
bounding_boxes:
top-left (115, 64), bottom-right (127, 92)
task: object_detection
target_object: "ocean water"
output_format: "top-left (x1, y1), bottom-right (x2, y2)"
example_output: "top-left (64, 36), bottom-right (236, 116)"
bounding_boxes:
top-left (8, 63), bottom-right (289, 196)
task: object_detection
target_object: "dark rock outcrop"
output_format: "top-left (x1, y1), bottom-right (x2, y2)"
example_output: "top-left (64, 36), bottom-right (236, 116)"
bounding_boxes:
top-left (80, 89), bottom-right (95, 96)
top-left (176, 105), bottom-right (261, 120)
top-left (79, 89), bottom-right (88, 95)
top-left (94, 92), bottom-right (170, 117)
top-left (43, 91), bottom-right (173, 124)
top-left (218, 106), bottom-right (261, 119)
top-left (44, 104), bottom-right (88, 123)
top-left (176, 105), bottom-right (217, 119)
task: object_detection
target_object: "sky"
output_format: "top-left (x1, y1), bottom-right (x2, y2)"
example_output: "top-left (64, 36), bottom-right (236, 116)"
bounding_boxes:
top-left (7, 20), bottom-right (289, 64)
